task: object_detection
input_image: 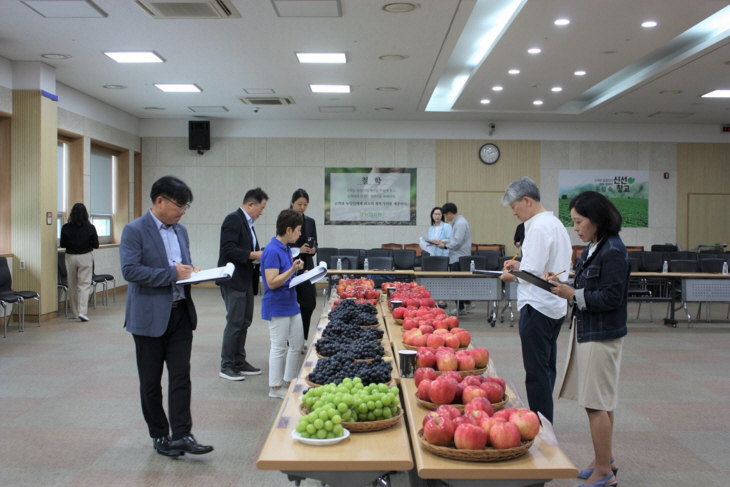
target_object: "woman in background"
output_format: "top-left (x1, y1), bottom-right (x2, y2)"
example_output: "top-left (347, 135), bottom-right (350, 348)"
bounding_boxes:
top-left (60, 203), bottom-right (99, 322)
top-left (547, 191), bottom-right (628, 487)
top-left (261, 209), bottom-right (305, 399)
top-left (428, 206), bottom-right (451, 257)
top-left (290, 189), bottom-right (318, 350)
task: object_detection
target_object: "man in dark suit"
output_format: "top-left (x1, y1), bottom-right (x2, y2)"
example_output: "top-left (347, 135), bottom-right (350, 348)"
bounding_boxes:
top-left (217, 187), bottom-right (268, 380)
top-left (120, 175), bottom-right (213, 457)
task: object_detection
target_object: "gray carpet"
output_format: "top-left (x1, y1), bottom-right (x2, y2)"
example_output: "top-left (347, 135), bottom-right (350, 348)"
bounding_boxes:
top-left (1, 288), bottom-right (729, 486)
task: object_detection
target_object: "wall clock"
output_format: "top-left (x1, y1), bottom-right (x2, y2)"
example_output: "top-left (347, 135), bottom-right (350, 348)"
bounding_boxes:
top-left (479, 143), bottom-right (500, 165)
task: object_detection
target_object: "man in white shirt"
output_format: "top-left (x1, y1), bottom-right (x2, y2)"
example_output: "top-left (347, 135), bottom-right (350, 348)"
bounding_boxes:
top-left (500, 177), bottom-right (572, 423)
top-left (437, 202), bottom-right (473, 315)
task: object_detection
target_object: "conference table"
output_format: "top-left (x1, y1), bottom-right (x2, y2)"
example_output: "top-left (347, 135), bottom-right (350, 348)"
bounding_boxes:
top-left (257, 287), bottom-right (580, 487)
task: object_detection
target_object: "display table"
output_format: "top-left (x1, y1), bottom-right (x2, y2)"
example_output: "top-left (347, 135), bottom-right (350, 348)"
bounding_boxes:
top-left (256, 304), bottom-right (412, 487)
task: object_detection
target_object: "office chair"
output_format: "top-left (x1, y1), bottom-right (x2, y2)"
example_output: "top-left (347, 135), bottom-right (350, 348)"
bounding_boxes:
top-left (91, 259), bottom-right (115, 308)
top-left (0, 256), bottom-right (41, 331)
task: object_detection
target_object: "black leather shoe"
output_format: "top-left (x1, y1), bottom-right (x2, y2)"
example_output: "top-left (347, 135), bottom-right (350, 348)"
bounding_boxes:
top-left (169, 435), bottom-right (214, 455)
top-left (152, 435), bottom-right (182, 457)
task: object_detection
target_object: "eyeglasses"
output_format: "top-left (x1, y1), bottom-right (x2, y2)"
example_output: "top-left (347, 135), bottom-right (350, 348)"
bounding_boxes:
top-left (163, 196), bottom-right (190, 211)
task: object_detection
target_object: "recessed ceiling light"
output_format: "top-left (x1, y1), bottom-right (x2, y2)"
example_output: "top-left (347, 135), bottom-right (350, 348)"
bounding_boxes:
top-left (701, 90), bottom-right (730, 98)
top-left (533, 100), bottom-right (543, 106)
top-left (296, 52), bottom-right (347, 63)
top-left (382, 2), bottom-right (418, 13)
top-left (492, 86), bottom-right (503, 91)
top-left (41, 53), bottom-right (70, 60)
top-left (554, 18), bottom-right (570, 26)
top-left (103, 84), bottom-right (127, 89)
top-left (480, 99), bottom-right (490, 104)
top-left (144, 107), bottom-right (165, 110)
top-left (155, 84), bottom-right (202, 93)
top-left (551, 86), bottom-right (563, 92)
top-left (574, 70), bottom-right (586, 76)
top-left (379, 54), bottom-right (409, 61)
top-left (188, 106), bottom-right (229, 113)
top-left (310, 84), bottom-right (351, 93)
top-left (376, 87), bottom-right (400, 91)
top-left (508, 69), bottom-right (520, 75)
top-left (642, 21), bottom-right (657, 28)
top-left (103, 51), bottom-right (164, 63)
top-left (527, 48), bottom-right (542, 54)
top-left (659, 90), bottom-right (683, 95)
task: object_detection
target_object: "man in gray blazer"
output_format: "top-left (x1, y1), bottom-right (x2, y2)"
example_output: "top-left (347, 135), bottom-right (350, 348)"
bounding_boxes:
top-left (120, 175), bottom-right (213, 457)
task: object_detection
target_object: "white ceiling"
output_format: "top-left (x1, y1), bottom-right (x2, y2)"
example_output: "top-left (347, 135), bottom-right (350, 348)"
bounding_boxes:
top-left (2, 0), bottom-right (730, 124)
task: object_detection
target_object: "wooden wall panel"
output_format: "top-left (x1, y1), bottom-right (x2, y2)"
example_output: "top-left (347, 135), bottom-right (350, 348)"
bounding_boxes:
top-left (0, 117), bottom-right (11, 253)
top-left (687, 194), bottom-right (730, 250)
top-left (677, 143), bottom-right (730, 250)
top-left (436, 139), bottom-right (540, 256)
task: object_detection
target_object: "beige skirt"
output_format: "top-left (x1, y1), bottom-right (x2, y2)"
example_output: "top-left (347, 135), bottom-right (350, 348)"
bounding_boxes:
top-left (558, 317), bottom-right (624, 411)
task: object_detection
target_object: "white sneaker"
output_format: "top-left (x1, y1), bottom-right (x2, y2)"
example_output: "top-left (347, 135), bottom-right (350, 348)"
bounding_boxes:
top-left (268, 387), bottom-right (287, 399)
top-left (464, 303), bottom-right (476, 313)
top-left (78, 314), bottom-right (89, 322)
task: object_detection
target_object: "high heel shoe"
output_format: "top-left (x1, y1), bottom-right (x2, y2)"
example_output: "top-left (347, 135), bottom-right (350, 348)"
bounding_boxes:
top-left (577, 459), bottom-right (618, 479)
top-left (578, 473), bottom-right (618, 487)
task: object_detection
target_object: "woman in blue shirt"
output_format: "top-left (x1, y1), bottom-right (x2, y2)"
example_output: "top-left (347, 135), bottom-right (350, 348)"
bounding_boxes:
top-left (428, 206), bottom-right (451, 257)
top-left (261, 209), bottom-right (304, 399)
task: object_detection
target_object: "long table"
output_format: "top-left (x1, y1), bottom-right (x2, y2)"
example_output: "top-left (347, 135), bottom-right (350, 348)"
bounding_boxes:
top-left (380, 300), bottom-right (578, 486)
top-left (256, 306), bottom-right (413, 487)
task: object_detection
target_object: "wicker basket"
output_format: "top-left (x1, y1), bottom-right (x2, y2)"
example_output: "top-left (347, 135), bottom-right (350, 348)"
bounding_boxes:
top-left (417, 429), bottom-right (534, 462)
top-left (433, 366), bottom-right (488, 378)
top-left (401, 342), bottom-right (468, 352)
top-left (299, 403), bottom-right (403, 433)
top-left (393, 318), bottom-right (403, 325)
top-left (414, 392), bottom-right (509, 412)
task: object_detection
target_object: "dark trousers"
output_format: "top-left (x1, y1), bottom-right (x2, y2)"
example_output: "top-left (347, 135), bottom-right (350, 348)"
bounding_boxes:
top-left (449, 262), bottom-right (471, 309)
top-left (518, 304), bottom-right (565, 424)
top-left (296, 280), bottom-right (317, 340)
top-left (132, 304), bottom-right (193, 440)
top-left (220, 285), bottom-right (254, 370)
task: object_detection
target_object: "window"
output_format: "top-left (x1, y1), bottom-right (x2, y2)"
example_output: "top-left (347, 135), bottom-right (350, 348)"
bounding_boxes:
top-left (90, 149), bottom-right (115, 244)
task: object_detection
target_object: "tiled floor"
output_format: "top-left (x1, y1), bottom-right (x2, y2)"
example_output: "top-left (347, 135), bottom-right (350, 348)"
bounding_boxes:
top-left (1, 289), bottom-right (729, 486)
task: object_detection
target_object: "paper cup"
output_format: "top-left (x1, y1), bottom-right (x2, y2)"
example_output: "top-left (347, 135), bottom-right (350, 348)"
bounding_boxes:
top-left (390, 300), bottom-right (402, 309)
top-left (398, 350), bottom-right (417, 378)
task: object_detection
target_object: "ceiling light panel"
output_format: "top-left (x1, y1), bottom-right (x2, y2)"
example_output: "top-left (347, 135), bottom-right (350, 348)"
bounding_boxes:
top-left (310, 84), bottom-right (350, 93)
top-left (22, 0), bottom-right (107, 18)
top-left (104, 51), bottom-right (165, 63)
top-left (155, 83), bottom-right (202, 92)
top-left (272, 0), bottom-right (341, 17)
top-left (701, 90), bottom-right (730, 98)
top-left (296, 52), bottom-right (347, 63)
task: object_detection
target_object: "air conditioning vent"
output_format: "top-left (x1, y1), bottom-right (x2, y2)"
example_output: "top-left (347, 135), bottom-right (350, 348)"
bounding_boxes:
top-left (238, 96), bottom-right (296, 106)
top-left (135, 0), bottom-right (241, 19)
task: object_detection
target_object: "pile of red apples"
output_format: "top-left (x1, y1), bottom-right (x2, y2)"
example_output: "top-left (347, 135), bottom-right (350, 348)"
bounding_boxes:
top-left (415, 346), bottom-right (487, 373)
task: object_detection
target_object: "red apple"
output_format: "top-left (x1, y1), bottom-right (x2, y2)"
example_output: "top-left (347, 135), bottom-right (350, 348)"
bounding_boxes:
top-left (454, 330), bottom-right (472, 348)
top-left (427, 333), bottom-right (445, 349)
top-left (411, 334), bottom-right (428, 347)
top-left (479, 416), bottom-right (505, 446)
top-left (493, 407), bottom-right (517, 422)
top-left (484, 375), bottom-right (505, 391)
top-left (423, 416), bottom-right (456, 447)
top-left (402, 329), bottom-right (422, 345)
top-left (416, 379), bottom-right (433, 401)
top-left (414, 367), bottom-right (438, 387)
top-left (392, 307), bottom-right (405, 319)
top-left (464, 397), bottom-right (494, 417)
top-left (433, 328), bottom-right (450, 336)
top-left (462, 385), bottom-right (489, 404)
top-left (489, 421), bottom-right (522, 449)
top-left (415, 349), bottom-right (436, 369)
top-left (444, 334), bottom-right (461, 349)
top-left (421, 410), bottom-right (443, 428)
top-left (470, 348), bottom-right (490, 368)
top-left (402, 318), bottom-right (418, 330)
top-left (480, 381), bottom-right (505, 403)
top-left (418, 324), bottom-right (435, 335)
top-left (445, 315), bottom-right (459, 329)
top-left (461, 375), bottom-right (482, 387)
top-left (509, 409), bottom-right (541, 441)
top-left (449, 327), bottom-right (464, 335)
top-left (435, 353), bottom-right (458, 372)
top-left (454, 423), bottom-right (487, 450)
top-left (439, 370), bottom-right (462, 383)
top-left (433, 319), bottom-right (449, 330)
top-left (428, 378), bottom-right (457, 404)
top-left (464, 409), bottom-right (489, 426)
top-left (456, 350), bottom-right (476, 371)
top-left (435, 404), bottom-right (462, 421)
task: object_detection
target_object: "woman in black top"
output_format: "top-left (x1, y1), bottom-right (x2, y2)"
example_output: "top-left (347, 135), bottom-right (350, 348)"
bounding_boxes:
top-left (60, 203), bottom-right (99, 322)
top-left (289, 189), bottom-right (318, 348)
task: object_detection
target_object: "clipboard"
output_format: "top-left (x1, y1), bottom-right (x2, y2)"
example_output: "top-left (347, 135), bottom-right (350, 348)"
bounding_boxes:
top-left (509, 270), bottom-right (556, 291)
top-left (471, 270), bottom-right (505, 276)
top-left (176, 262), bottom-right (235, 284)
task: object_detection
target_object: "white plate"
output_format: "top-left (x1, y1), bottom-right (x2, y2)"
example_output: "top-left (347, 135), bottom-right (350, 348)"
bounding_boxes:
top-left (291, 428), bottom-right (350, 446)
top-left (291, 247), bottom-right (301, 258)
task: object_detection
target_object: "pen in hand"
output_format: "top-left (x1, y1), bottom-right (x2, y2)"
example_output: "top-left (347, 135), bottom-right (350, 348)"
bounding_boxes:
top-left (551, 270), bottom-right (566, 278)
top-left (503, 254), bottom-right (518, 270)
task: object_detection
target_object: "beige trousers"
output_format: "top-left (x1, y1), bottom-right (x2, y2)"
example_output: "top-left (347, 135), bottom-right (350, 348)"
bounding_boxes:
top-left (66, 252), bottom-right (93, 318)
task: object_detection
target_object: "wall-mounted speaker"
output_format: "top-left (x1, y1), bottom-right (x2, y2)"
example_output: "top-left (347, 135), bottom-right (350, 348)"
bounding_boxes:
top-left (188, 121), bottom-right (210, 152)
